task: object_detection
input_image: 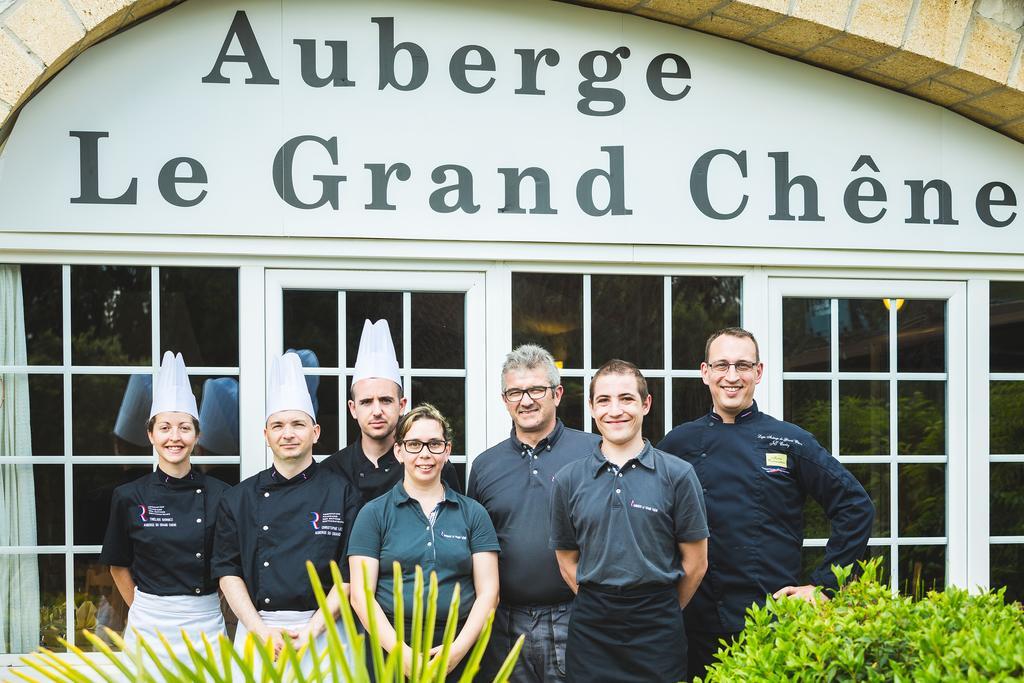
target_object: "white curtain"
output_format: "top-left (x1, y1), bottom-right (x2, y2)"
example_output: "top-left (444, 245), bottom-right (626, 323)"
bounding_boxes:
top-left (0, 264), bottom-right (39, 654)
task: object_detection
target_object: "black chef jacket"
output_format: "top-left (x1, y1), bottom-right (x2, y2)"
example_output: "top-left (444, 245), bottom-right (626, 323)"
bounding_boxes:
top-left (320, 438), bottom-right (462, 506)
top-left (657, 401), bottom-right (874, 632)
top-left (212, 461), bottom-right (360, 612)
top-left (100, 467), bottom-right (230, 596)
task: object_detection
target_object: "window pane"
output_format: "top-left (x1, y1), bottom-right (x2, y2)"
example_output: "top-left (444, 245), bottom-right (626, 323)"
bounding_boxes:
top-left (671, 377), bottom-right (708, 429)
top-left (804, 500), bottom-right (829, 539)
top-left (28, 374), bottom-right (63, 456)
top-left (0, 554), bottom-right (67, 654)
top-left (283, 290), bottom-right (338, 367)
top-left (558, 377), bottom-right (585, 432)
top-left (991, 545), bottom-right (1024, 605)
top-left (899, 545), bottom-right (945, 596)
top-left (990, 282), bottom-right (1024, 373)
top-left (73, 465), bottom-right (151, 545)
top-left (346, 291), bottom-right (403, 369)
top-left (411, 293), bottom-right (464, 369)
top-left (801, 545), bottom-right (889, 586)
top-left (898, 464), bottom-right (945, 537)
top-left (74, 553), bottom-right (129, 647)
top-left (76, 375), bottom-right (151, 456)
top-left (312, 375), bottom-right (338, 456)
top-left (783, 298), bottom-right (830, 372)
top-left (897, 381), bottom-right (945, 455)
top-left (32, 464), bottom-right (65, 545)
top-left (71, 266), bottom-right (151, 366)
top-left (410, 378), bottom-right (465, 455)
top-left (783, 380), bottom-right (831, 453)
top-left (197, 464), bottom-right (240, 487)
top-left (591, 275), bottom-right (662, 368)
top-left (159, 267), bottom-right (238, 367)
top-left (897, 299), bottom-right (944, 373)
top-left (642, 378), bottom-right (664, 445)
top-left (847, 464), bottom-right (891, 537)
top-left (671, 276), bottom-right (741, 369)
top-left (991, 463), bottom-right (1024, 536)
top-left (839, 380), bottom-right (890, 455)
top-left (512, 273), bottom-right (583, 368)
top-left (194, 376), bottom-right (239, 456)
top-left (19, 264), bottom-right (62, 365)
top-left (990, 381), bottom-right (1024, 455)
top-left (838, 299), bottom-right (889, 372)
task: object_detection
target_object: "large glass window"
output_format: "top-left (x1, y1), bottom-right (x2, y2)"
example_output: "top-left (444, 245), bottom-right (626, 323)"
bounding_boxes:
top-left (511, 272), bottom-right (742, 441)
top-left (990, 281), bottom-right (1024, 604)
top-left (0, 264), bottom-right (240, 656)
top-left (784, 296), bottom-right (948, 595)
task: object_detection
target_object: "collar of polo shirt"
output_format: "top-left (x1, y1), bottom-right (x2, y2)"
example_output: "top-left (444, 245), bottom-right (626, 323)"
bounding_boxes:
top-left (589, 439), bottom-right (656, 478)
top-left (394, 481), bottom-right (461, 507)
top-left (510, 418), bottom-right (566, 454)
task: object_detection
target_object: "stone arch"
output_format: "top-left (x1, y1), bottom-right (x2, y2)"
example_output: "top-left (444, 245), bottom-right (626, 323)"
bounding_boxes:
top-left (2, 0), bottom-right (1024, 142)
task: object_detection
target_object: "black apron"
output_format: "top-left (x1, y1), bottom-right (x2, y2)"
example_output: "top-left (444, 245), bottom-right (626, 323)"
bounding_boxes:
top-left (566, 584), bottom-right (686, 683)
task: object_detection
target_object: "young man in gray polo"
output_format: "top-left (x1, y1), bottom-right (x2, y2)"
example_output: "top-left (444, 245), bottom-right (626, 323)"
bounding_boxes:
top-left (550, 359), bottom-right (709, 683)
top-left (468, 345), bottom-right (599, 682)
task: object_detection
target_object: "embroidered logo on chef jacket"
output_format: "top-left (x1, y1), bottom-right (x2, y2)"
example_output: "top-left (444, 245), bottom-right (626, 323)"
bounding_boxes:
top-left (629, 500), bottom-right (660, 513)
top-left (309, 511), bottom-right (344, 537)
top-left (138, 504), bottom-right (176, 528)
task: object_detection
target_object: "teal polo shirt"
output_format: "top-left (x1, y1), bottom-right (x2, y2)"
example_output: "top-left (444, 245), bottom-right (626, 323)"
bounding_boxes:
top-left (347, 482), bottom-right (500, 634)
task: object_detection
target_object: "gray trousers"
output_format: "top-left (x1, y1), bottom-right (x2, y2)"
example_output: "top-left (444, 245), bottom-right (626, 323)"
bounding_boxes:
top-left (478, 601), bottom-right (571, 682)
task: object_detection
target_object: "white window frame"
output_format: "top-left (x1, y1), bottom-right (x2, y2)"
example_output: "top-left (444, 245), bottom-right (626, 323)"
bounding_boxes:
top-left (766, 277), bottom-right (969, 593)
top-left (261, 268), bottom-right (487, 478)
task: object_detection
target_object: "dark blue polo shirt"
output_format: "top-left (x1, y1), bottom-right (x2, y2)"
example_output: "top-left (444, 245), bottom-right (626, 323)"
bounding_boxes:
top-left (549, 440), bottom-right (708, 588)
top-left (347, 482), bottom-right (500, 637)
top-left (468, 420), bottom-right (600, 605)
top-left (657, 401), bottom-right (874, 632)
top-left (100, 467), bottom-right (230, 596)
top-left (212, 461), bottom-right (360, 612)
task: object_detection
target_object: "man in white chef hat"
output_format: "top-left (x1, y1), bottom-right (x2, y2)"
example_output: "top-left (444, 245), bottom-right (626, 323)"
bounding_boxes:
top-left (213, 352), bottom-right (360, 662)
top-left (322, 319), bottom-right (461, 506)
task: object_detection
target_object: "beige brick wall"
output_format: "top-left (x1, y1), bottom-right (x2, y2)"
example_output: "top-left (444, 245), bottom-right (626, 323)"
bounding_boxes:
top-left (2, 0), bottom-right (1024, 143)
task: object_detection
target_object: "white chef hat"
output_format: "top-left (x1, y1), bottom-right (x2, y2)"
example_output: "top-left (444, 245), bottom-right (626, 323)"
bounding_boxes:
top-left (113, 373), bottom-right (152, 448)
top-left (198, 377), bottom-right (239, 455)
top-left (352, 319), bottom-right (401, 388)
top-left (266, 351), bottom-right (316, 422)
top-left (149, 351), bottom-right (199, 419)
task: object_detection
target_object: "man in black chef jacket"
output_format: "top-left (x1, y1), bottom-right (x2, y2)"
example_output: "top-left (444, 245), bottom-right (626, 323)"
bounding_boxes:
top-left (658, 327), bottom-right (874, 680)
top-left (321, 319), bottom-right (460, 504)
top-left (214, 352), bottom-right (361, 659)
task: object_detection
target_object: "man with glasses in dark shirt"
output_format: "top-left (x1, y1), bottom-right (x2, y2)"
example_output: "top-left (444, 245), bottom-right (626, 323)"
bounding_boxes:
top-left (469, 345), bottom-right (599, 682)
top-left (658, 327), bottom-right (874, 680)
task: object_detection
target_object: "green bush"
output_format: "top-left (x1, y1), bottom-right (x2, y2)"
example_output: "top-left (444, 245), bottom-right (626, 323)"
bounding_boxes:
top-left (16, 561), bottom-right (522, 683)
top-left (703, 560), bottom-right (1024, 682)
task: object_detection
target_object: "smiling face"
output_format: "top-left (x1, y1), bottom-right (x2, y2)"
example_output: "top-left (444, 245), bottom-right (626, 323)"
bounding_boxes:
top-left (589, 371), bottom-right (651, 448)
top-left (264, 410), bottom-right (321, 464)
top-left (395, 417), bottom-right (451, 488)
top-left (148, 412), bottom-right (198, 468)
top-left (701, 333), bottom-right (764, 422)
top-left (502, 367), bottom-right (562, 438)
top-left (348, 377), bottom-right (407, 443)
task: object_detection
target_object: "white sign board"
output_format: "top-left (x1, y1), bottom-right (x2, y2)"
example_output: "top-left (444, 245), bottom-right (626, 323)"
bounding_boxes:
top-left (1, 0), bottom-right (1022, 254)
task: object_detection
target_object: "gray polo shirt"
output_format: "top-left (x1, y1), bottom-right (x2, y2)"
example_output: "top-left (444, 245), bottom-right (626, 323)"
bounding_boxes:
top-left (468, 420), bottom-right (600, 605)
top-left (549, 440), bottom-right (709, 588)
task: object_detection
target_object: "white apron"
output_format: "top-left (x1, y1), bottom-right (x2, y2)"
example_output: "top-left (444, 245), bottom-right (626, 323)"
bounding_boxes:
top-left (122, 589), bottom-right (225, 667)
top-left (234, 609), bottom-right (355, 676)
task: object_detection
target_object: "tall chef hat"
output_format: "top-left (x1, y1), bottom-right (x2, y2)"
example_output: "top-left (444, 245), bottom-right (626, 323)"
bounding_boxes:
top-left (266, 351), bottom-right (316, 422)
top-left (352, 319), bottom-right (401, 387)
top-left (149, 351), bottom-right (199, 419)
top-left (113, 373), bottom-right (152, 448)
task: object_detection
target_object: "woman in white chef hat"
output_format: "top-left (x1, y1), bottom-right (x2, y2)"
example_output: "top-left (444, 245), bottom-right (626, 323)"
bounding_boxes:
top-left (100, 351), bottom-right (231, 662)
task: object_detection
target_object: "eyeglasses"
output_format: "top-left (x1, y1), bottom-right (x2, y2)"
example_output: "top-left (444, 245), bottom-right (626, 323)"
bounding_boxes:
top-left (400, 439), bottom-right (448, 454)
top-left (502, 385), bottom-right (556, 402)
top-left (707, 360), bottom-right (758, 374)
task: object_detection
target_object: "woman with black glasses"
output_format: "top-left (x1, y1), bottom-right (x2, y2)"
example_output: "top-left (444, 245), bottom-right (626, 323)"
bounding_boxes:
top-left (348, 403), bottom-right (500, 678)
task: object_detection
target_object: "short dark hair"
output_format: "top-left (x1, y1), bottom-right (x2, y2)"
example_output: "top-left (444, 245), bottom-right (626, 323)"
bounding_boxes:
top-left (705, 327), bottom-right (761, 363)
top-left (589, 359), bottom-right (649, 401)
top-left (395, 403), bottom-right (453, 442)
top-left (146, 414), bottom-right (200, 434)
